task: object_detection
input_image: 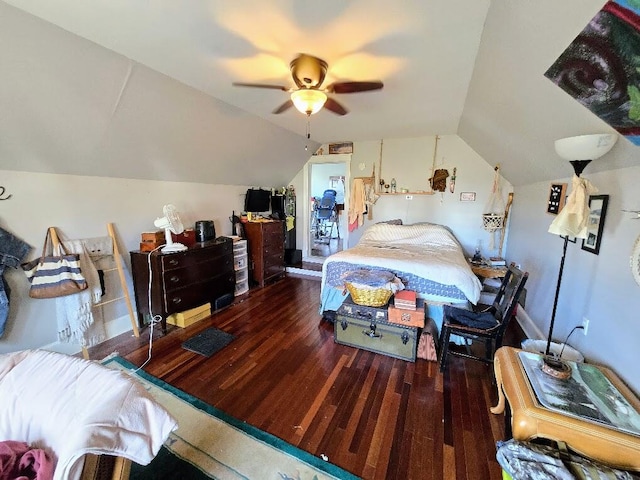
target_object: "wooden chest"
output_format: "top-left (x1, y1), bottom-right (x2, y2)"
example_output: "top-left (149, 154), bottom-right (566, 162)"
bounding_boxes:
top-left (335, 297), bottom-right (418, 362)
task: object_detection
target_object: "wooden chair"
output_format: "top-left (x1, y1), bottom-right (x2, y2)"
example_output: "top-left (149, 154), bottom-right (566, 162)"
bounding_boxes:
top-left (438, 263), bottom-right (528, 372)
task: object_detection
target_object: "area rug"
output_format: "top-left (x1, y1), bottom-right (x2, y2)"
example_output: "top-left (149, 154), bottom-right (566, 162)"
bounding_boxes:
top-left (104, 357), bottom-right (359, 480)
top-left (181, 327), bottom-right (235, 357)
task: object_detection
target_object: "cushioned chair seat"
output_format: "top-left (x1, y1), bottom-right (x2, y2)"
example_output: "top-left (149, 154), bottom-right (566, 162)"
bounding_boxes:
top-left (443, 306), bottom-right (499, 330)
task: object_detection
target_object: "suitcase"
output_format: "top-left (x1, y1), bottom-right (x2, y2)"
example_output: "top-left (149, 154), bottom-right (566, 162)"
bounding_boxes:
top-left (335, 296), bottom-right (418, 362)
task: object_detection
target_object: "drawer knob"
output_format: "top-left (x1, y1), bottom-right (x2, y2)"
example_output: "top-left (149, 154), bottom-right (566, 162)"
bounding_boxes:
top-left (171, 297), bottom-right (182, 304)
top-left (169, 259), bottom-right (179, 266)
top-left (170, 275), bottom-right (180, 283)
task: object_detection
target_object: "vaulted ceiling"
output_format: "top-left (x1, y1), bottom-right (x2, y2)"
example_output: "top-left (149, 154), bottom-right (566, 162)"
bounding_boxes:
top-left (1, 0), bottom-right (637, 187)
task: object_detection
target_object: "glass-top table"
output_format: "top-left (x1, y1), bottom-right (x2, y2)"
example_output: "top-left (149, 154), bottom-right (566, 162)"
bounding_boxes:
top-left (518, 350), bottom-right (640, 437)
top-left (491, 347), bottom-right (640, 471)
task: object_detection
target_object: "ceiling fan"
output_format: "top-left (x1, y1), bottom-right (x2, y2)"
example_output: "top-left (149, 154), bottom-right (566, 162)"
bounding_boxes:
top-left (232, 54), bottom-right (383, 116)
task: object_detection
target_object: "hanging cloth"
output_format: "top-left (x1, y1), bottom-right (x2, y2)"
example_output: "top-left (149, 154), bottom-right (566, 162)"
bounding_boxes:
top-left (483, 166), bottom-right (506, 249)
top-left (348, 178), bottom-right (367, 232)
top-left (548, 175), bottom-right (598, 239)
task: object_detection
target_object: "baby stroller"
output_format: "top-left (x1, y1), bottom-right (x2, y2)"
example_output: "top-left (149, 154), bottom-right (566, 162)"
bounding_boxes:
top-left (311, 189), bottom-right (340, 243)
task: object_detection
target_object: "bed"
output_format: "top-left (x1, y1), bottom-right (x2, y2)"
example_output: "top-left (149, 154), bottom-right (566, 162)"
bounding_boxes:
top-left (320, 222), bottom-right (482, 333)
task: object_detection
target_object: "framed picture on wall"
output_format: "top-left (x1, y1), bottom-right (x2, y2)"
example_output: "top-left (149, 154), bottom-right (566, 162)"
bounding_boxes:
top-left (581, 194), bottom-right (609, 255)
top-left (328, 142), bottom-right (353, 154)
top-left (547, 183), bottom-right (567, 215)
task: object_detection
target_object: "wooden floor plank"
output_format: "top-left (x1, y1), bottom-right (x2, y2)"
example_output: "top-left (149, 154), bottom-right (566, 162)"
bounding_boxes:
top-left (87, 275), bottom-right (525, 480)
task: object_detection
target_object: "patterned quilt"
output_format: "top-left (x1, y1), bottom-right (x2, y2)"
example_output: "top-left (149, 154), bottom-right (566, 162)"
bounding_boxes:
top-left (321, 223), bottom-right (481, 309)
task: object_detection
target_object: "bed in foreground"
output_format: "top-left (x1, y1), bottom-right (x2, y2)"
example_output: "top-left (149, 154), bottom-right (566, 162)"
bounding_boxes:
top-left (320, 222), bottom-right (482, 333)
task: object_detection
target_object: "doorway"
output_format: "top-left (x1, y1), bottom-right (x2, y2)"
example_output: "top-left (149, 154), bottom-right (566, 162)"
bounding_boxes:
top-left (303, 155), bottom-right (350, 264)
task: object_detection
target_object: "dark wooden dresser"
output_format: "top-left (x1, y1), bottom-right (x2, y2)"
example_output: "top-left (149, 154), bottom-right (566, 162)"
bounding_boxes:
top-left (244, 221), bottom-right (285, 287)
top-left (130, 237), bottom-right (235, 332)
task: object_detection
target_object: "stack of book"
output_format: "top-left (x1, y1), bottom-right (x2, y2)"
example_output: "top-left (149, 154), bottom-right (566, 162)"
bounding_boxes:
top-left (394, 290), bottom-right (417, 310)
top-left (488, 256), bottom-right (506, 266)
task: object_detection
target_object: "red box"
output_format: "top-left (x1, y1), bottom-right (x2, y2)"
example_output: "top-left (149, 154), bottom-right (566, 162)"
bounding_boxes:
top-left (171, 228), bottom-right (196, 246)
top-left (388, 302), bottom-right (425, 328)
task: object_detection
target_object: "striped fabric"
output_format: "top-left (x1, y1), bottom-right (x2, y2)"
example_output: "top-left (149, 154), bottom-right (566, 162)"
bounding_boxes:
top-left (22, 254), bottom-right (87, 298)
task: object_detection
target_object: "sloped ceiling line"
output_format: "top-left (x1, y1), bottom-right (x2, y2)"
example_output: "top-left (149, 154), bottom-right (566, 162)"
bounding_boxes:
top-left (110, 59), bottom-right (134, 118)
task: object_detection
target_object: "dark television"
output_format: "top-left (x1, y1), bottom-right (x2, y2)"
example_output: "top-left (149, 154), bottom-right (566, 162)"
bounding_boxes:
top-left (244, 188), bottom-right (271, 213)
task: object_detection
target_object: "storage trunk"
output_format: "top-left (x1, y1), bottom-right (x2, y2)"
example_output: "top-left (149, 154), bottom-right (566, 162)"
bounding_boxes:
top-left (335, 297), bottom-right (418, 361)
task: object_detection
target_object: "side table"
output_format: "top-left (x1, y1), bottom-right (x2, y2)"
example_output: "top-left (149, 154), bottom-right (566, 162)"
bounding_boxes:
top-left (491, 346), bottom-right (640, 471)
top-left (469, 262), bottom-right (507, 279)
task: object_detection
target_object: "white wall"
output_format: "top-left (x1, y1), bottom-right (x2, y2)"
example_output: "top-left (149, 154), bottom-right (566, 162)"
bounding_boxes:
top-left (0, 169), bottom-right (248, 354)
top-left (507, 165), bottom-right (640, 394)
top-left (347, 135), bottom-right (513, 256)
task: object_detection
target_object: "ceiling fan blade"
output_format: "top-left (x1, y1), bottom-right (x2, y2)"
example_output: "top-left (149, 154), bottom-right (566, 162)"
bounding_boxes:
top-left (232, 82), bottom-right (288, 91)
top-left (272, 100), bottom-right (293, 114)
top-left (324, 97), bottom-right (348, 116)
top-left (326, 81), bottom-right (384, 94)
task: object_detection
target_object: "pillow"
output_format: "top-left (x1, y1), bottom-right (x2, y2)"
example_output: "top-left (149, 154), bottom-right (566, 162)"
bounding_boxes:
top-left (376, 219), bottom-right (403, 225)
top-left (0, 350), bottom-right (177, 480)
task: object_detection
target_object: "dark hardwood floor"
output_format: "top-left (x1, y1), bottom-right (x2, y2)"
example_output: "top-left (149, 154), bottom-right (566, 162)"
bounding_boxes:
top-left (88, 275), bottom-right (522, 480)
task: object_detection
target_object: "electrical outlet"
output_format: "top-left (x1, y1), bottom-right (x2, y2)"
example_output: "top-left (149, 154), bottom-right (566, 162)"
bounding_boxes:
top-left (582, 317), bottom-right (589, 335)
top-left (405, 195), bottom-right (413, 200)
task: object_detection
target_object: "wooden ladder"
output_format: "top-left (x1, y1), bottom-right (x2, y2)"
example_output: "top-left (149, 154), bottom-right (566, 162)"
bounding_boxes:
top-left (48, 224), bottom-right (139, 359)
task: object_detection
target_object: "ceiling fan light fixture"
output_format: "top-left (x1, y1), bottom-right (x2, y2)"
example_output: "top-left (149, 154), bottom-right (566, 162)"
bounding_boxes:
top-left (291, 89), bottom-right (327, 115)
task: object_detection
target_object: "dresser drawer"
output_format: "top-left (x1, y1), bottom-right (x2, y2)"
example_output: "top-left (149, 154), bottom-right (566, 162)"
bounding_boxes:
top-left (160, 242), bottom-right (232, 272)
top-left (263, 230), bottom-right (283, 248)
top-left (264, 263), bottom-right (284, 279)
top-left (162, 256), bottom-right (234, 293)
top-left (264, 251), bottom-right (284, 268)
top-left (163, 272), bottom-right (235, 313)
top-left (263, 244), bottom-right (283, 258)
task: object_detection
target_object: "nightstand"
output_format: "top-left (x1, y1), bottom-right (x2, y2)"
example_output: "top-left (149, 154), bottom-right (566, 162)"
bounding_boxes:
top-left (468, 262), bottom-right (507, 279)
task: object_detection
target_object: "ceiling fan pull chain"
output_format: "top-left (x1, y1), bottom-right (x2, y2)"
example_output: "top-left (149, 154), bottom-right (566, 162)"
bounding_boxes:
top-left (304, 119), bottom-right (311, 151)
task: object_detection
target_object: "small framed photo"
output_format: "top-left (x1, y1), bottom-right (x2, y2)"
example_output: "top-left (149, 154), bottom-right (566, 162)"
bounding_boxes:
top-left (328, 142), bottom-right (353, 154)
top-left (460, 192), bottom-right (476, 202)
top-left (581, 194), bottom-right (609, 255)
top-left (547, 183), bottom-right (567, 215)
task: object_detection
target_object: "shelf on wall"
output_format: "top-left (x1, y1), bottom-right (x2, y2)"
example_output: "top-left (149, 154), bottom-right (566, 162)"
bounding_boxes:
top-left (378, 191), bottom-right (435, 196)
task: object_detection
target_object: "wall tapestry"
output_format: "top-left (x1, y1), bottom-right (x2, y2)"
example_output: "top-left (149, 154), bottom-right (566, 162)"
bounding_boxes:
top-left (545, 1), bottom-right (640, 145)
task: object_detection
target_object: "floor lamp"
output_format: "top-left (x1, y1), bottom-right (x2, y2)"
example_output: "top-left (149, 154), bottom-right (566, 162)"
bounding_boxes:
top-left (545, 133), bottom-right (617, 375)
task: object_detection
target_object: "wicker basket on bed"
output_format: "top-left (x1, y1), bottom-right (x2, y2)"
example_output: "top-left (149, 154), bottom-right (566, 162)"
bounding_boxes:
top-left (345, 283), bottom-right (393, 307)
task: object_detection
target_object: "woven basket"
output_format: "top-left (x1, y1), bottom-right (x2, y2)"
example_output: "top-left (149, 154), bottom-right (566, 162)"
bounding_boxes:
top-left (482, 213), bottom-right (504, 232)
top-left (345, 283), bottom-right (393, 307)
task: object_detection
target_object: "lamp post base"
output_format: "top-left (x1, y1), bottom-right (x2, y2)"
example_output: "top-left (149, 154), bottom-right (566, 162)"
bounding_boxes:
top-left (541, 356), bottom-right (572, 380)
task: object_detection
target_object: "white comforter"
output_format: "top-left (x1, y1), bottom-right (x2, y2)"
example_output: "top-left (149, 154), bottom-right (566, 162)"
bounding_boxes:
top-left (0, 350), bottom-right (177, 480)
top-left (323, 223), bottom-right (481, 303)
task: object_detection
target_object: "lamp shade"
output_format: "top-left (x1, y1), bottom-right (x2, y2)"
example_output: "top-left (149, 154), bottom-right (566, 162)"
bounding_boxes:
top-left (554, 134), bottom-right (617, 161)
top-left (291, 89), bottom-right (327, 115)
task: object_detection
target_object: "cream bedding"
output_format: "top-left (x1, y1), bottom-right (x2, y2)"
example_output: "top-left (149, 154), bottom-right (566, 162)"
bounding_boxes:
top-left (322, 223), bottom-right (481, 304)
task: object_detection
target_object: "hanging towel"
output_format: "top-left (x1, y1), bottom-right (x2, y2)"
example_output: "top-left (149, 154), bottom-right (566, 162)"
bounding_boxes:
top-left (348, 178), bottom-right (367, 232)
top-left (548, 175), bottom-right (598, 239)
top-left (55, 238), bottom-right (109, 347)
